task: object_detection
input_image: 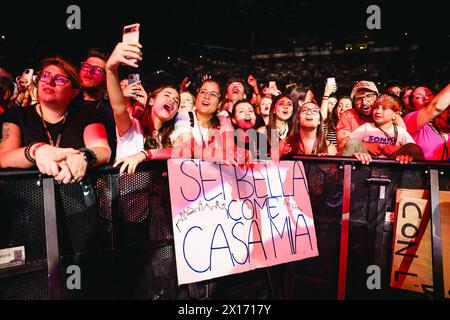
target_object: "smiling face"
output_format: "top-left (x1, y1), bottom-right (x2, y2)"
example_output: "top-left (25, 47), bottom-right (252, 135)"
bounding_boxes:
top-left (79, 57), bottom-right (106, 89)
top-left (232, 102), bottom-right (256, 130)
top-left (150, 87), bottom-right (180, 122)
top-left (299, 102), bottom-right (321, 129)
top-left (336, 97), bottom-right (353, 120)
top-left (195, 81), bottom-right (221, 117)
top-left (274, 97), bottom-right (294, 122)
top-left (411, 87), bottom-right (434, 110)
top-left (38, 65), bottom-right (78, 106)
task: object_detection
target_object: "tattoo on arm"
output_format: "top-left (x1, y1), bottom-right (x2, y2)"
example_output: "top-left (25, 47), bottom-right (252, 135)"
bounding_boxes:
top-left (0, 122), bottom-right (12, 143)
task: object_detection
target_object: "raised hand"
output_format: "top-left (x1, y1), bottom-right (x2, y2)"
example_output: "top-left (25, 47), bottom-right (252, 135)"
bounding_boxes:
top-left (247, 74), bottom-right (258, 90)
top-left (180, 77), bottom-right (192, 92)
top-left (324, 82), bottom-right (337, 97)
top-left (106, 42), bottom-right (143, 70)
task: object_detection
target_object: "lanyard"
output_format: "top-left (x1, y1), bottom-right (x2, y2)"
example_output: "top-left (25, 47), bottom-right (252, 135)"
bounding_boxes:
top-left (38, 104), bottom-right (69, 147)
top-left (376, 124), bottom-right (398, 146)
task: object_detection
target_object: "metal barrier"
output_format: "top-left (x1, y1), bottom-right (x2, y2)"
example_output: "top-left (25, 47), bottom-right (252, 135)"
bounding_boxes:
top-left (0, 157), bottom-right (448, 300)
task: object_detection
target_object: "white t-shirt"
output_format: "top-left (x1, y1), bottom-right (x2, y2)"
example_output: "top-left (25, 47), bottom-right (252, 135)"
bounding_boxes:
top-left (171, 110), bottom-right (234, 147)
top-left (350, 122), bottom-right (414, 148)
top-left (115, 117), bottom-right (144, 159)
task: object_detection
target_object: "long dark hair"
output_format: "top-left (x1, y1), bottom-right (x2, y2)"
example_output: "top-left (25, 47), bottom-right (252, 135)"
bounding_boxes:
top-left (141, 84), bottom-right (179, 148)
top-left (267, 94), bottom-right (294, 143)
top-left (286, 102), bottom-right (328, 155)
top-left (326, 95), bottom-right (353, 131)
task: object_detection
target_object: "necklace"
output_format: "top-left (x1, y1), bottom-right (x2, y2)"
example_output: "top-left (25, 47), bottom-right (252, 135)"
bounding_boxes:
top-left (38, 104), bottom-right (69, 147)
top-left (375, 123), bottom-right (398, 146)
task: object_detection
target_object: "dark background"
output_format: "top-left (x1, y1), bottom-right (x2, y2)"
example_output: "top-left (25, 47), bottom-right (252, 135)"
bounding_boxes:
top-left (0, 0), bottom-right (448, 89)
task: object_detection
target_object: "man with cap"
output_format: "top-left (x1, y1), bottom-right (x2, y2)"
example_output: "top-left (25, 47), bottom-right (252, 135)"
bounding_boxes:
top-left (336, 80), bottom-right (379, 151)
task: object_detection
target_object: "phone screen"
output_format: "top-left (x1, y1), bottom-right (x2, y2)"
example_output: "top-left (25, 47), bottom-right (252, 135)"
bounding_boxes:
top-left (269, 81), bottom-right (277, 89)
top-left (128, 74), bottom-right (140, 85)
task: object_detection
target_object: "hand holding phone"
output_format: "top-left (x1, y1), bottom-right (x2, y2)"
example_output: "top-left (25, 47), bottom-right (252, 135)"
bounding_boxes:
top-left (269, 81), bottom-right (278, 90)
top-left (325, 77), bottom-right (337, 97)
top-left (22, 69), bottom-right (34, 86)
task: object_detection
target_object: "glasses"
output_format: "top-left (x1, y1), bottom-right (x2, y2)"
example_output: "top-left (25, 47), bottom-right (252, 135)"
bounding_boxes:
top-left (300, 107), bottom-right (320, 115)
top-left (354, 92), bottom-right (377, 103)
top-left (37, 71), bottom-right (70, 86)
top-left (80, 62), bottom-right (105, 76)
top-left (197, 88), bottom-right (220, 99)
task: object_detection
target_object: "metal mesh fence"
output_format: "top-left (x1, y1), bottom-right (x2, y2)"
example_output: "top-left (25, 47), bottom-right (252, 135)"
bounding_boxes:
top-left (0, 160), bottom-right (448, 300)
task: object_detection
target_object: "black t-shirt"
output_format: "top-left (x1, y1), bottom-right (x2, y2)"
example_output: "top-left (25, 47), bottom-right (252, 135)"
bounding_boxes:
top-left (1, 103), bottom-right (103, 149)
top-left (78, 99), bottom-right (117, 161)
top-left (254, 114), bottom-right (266, 130)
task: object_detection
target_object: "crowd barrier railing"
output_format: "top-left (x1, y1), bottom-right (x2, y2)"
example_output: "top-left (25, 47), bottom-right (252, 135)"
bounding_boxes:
top-left (0, 157), bottom-right (448, 300)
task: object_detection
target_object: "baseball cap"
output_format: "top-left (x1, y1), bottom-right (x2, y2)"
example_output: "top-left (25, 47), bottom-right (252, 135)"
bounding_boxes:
top-left (350, 81), bottom-right (379, 99)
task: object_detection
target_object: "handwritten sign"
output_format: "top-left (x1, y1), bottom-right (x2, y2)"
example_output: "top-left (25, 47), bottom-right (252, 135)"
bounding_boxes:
top-left (167, 159), bottom-right (319, 285)
top-left (391, 189), bottom-right (450, 298)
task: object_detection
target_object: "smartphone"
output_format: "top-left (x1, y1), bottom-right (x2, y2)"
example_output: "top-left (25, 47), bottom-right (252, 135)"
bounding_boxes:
top-left (327, 77), bottom-right (336, 86)
top-left (269, 81), bottom-right (277, 90)
top-left (22, 69), bottom-right (34, 85)
top-left (122, 23), bottom-right (140, 64)
top-left (122, 23), bottom-right (140, 42)
top-left (128, 73), bottom-right (140, 85)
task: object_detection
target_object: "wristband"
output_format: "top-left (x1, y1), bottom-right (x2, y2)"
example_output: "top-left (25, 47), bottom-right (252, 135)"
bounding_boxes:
top-left (141, 149), bottom-right (152, 160)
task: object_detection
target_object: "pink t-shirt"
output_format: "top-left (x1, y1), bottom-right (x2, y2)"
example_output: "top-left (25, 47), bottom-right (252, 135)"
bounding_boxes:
top-left (403, 111), bottom-right (449, 160)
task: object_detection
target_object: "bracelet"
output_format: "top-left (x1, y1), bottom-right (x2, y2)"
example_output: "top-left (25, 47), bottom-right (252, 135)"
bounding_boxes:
top-left (24, 142), bottom-right (38, 163)
top-left (140, 149), bottom-right (152, 160)
top-left (140, 150), bottom-right (149, 160)
top-left (323, 95), bottom-right (329, 98)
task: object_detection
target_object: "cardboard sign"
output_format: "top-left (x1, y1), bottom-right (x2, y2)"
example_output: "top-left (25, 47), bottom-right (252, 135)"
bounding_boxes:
top-left (167, 159), bottom-right (319, 285)
top-left (391, 189), bottom-right (450, 298)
